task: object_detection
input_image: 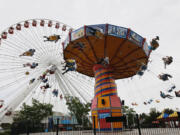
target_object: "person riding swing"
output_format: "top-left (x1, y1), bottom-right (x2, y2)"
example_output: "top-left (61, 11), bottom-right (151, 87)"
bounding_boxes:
top-left (160, 91), bottom-right (173, 99)
top-left (20, 49), bottom-right (35, 57)
top-left (43, 34), bottom-right (61, 43)
top-left (158, 73), bottom-right (172, 81)
top-left (149, 36), bottom-right (159, 50)
top-left (162, 56), bottom-right (173, 69)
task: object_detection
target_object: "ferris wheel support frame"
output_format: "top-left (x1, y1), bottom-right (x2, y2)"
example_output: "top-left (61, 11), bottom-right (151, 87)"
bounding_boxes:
top-left (0, 80), bottom-right (41, 122)
top-left (55, 69), bottom-right (72, 96)
top-left (56, 67), bottom-right (90, 103)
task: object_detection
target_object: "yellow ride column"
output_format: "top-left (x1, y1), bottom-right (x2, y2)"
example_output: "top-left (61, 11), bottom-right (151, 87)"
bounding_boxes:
top-left (91, 64), bottom-right (123, 131)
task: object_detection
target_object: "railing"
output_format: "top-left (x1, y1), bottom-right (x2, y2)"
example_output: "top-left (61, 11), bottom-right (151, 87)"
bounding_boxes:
top-left (8, 115), bottom-right (180, 135)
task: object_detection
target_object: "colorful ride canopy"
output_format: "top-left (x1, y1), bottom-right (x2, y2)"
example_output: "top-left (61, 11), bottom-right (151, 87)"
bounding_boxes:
top-left (169, 111), bottom-right (179, 118)
top-left (63, 24), bottom-right (151, 79)
top-left (157, 113), bottom-right (169, 119)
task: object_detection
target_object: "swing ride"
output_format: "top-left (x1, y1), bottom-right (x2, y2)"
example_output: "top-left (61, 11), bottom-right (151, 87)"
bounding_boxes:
top-left (63, 24), bottom-right (153, 131)
top-left (63, 24), bottom-right (179, 131)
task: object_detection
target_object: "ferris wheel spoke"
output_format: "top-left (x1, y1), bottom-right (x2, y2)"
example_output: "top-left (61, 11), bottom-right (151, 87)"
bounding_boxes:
top-left (64, 75), bottom-right (91, 103)
top-left (0, 65), bottom-right (46, 92)
top-left (0, 61), bottom-right (38, 68)
top-left (33, 85), bottom-right (42, 102)
top-left (25, 26), bottom-right (49, 56)
top-left (0, 80), bottom-right (41, 119)
top-left (34, 25), bottom-right (62, 65)
top-left (48, 76), bottom-right (58, 103)
top-left (0, 75), bottom-right (29, 92)
top-left (0, 67), bottom-right (27, 73)
top-left (41, 76), bottom-right (53, 104)
top-left (0, 68), bottom-right (30, 76)
top-left (0, 71), bottom-right (26, 81)
top-left (46, 26), bottom-right (62, 58)
top-left (0, 44), bottom-right (42, 63)
top-left (62, 76), bottom-right (77, 96)
top-left (58, 71), bottom-right (78, 97)
top-left (66, 73), bottom-right (94, 99)
top-left (68, 74), bottom-right (94, 93)
top-left (19, 83), bottom-right (40, 106)
top-left (15, 29), bottom-right (48, 60)
top-left (68, 75), bottom-right (93, 98)
top-left (67, 72), bottom-right (94, 89)
top-left (43, 23), bottom-right (68, 59)
top-left (11, 33), bottom-right (31, 50)
top-left (47, 76), bottom-right (55, 104)
top-left (58, 69), bottom-right (92, 102)
top-left (7, 32), bottom-right (33, 51)
top-left (2, 32), bottom-right (28, 49)
top-left (11, 69), bottom-right (47, 103)
top-left (0, 61), bottom-right (24, 67)
top-left (0, 65), bottom-right (33, 71)
top-left (1, 38), bottom-right (27, 54)
top-left (40, 28), bottom-right (58, 62)
top-left (9, 82), bottom-right (40, 103)
top-left (55, 72), bottom-right (70, 96)
top-left (19, 28), bottom-right (43, 50)
top-left (0, 53), bottom-right (23, 60)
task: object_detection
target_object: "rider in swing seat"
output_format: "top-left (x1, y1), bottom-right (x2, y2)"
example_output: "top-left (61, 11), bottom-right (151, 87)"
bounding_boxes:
top-left (44, 35), bottom-right (61, 43)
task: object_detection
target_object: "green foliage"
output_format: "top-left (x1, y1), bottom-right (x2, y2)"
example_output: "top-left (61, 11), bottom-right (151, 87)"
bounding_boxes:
top-left (163, 108), bottom-right (174, 115)
top-left (13, 99), bottom-right (53, 123)
top-left (122, 105), bottom-right (136, 127)
top-left (0, 123), bottom-right (11, 130)
top-left (0, 130), bottom-right (10, 135)
top-left (139, 108), bottom-right (175, 127)
top-left (65, 96), bottom-right (91, 127)
top-left (0, 124), bottom-right (11, 135)
top-left (140, 108), bottom-right (161, 127)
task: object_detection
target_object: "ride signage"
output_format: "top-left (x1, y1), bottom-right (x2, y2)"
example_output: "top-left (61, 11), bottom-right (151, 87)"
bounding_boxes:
top-left (106, 116), bottom-right (126, 122)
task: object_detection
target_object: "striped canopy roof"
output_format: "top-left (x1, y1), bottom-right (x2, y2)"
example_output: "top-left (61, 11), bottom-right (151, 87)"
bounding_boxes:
top-left (157, 113), bottom-right (169, 119)
top-left (169, 111), bottom-right (178, 118)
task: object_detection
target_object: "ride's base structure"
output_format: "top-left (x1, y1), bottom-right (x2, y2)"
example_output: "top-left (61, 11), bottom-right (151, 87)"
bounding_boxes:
top-left (91, 64), bottom-right (123, 131)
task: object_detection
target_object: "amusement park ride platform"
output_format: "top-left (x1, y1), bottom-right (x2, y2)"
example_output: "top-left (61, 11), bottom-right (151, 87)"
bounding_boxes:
top-left (63, 24), bottom-right (150, 79)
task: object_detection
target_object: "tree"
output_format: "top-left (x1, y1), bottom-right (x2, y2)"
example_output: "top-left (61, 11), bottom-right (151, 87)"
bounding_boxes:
top-left (12, 99), bottom-right (53, 134)
top-left (140, 108), bottom-right (161, 128)
top-left (65, 96), bottom-right (91, 127)
top-left (13, 99), bottom-right (53, 123)
top-left (163, 108), bottom-right (174, 115)
top-left (122, 105), bottom-right (136, 128)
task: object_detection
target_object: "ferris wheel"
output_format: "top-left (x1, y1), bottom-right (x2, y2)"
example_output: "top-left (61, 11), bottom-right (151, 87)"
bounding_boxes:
top-left (0, 19), bottom-right (94, 121)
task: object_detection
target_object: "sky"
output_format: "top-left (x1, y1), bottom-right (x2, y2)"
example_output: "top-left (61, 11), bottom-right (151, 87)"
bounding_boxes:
top-left (0, 0), bottom-right (180, 114)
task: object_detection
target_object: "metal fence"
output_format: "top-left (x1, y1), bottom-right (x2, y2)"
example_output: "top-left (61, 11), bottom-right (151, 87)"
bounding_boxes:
top-left (8, 115), bottom-right (180, 135)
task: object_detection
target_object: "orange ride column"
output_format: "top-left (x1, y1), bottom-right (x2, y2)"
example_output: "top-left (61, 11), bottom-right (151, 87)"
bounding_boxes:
top-left (91, 64), bottom-right (123, 131)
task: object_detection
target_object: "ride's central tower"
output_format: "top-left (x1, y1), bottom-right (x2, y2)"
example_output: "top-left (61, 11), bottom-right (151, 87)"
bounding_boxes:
top-left (91, 64), bottom-right (123, 131)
